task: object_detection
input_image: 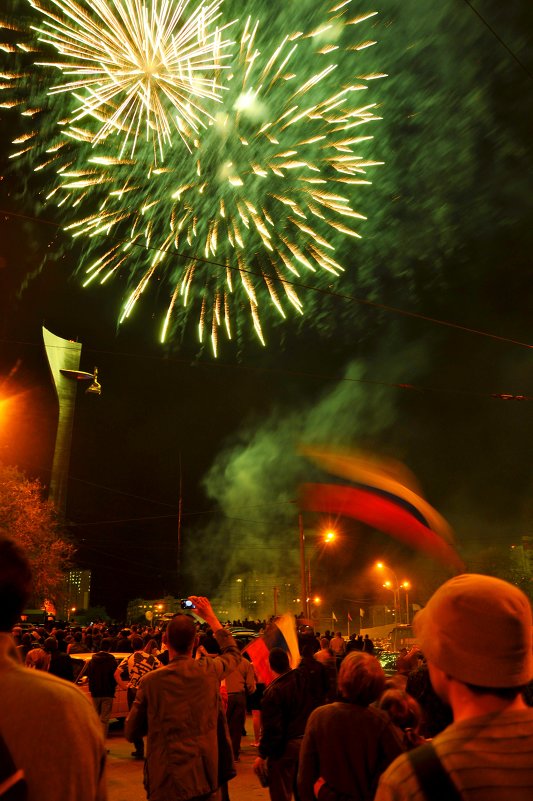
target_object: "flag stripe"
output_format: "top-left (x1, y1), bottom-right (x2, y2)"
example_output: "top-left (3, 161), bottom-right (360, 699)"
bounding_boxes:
top-left (301, 447), bottom-right (454, 544)
top-left (301, 483), bottom-right (464, 572)
top-left (243, 613), bottom-right (300, 685)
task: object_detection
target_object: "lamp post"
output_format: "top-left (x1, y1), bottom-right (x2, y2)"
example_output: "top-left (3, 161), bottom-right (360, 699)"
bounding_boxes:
top-left (376, 562), bottom-right (410, 626)
top-left (298, 513), bottom-right (308, 620)
top-left (298, 516), bottom-right (337, 621)
top-left (382, 579), bottom-right (400, 624)
top-left (402, 581), bottom-right (411, 624)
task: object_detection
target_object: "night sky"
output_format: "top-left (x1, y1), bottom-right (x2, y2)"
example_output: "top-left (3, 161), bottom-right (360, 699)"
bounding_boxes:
top-left (0, 0), bottom-right (531, 620)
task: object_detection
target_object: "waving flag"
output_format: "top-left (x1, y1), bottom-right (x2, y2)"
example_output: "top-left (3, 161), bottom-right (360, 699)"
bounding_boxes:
top-left (300, 447), bottom-right (463, 572)
top-left (243, 613), bottom-right (300, 685)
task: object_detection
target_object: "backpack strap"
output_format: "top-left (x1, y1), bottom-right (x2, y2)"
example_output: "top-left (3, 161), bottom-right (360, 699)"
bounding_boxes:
top-left (408, 742), bottom-right (462, 801)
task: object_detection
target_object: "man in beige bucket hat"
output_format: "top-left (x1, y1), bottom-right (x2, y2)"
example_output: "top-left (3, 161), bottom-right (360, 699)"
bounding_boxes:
top-left (375, 573), bottom-right (533, 800)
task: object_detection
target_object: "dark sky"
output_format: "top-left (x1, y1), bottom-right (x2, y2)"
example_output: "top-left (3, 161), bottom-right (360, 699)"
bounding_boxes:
top-left (0, 0), bottom-right (532, 619)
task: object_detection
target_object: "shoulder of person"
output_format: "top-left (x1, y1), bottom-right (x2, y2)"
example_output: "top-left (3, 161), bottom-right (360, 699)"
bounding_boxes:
top-left (137, 663), bottom-right (167, 686)
top-left (377, 748), bottom-right (413, 788)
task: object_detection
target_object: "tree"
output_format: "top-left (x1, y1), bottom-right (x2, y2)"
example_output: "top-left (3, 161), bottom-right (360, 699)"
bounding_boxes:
top-left (0, 462), bottom-right (74, 606)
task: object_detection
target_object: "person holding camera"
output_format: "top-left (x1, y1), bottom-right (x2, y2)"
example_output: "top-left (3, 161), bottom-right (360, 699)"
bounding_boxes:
top-left (125, 596), bottom-right (241, 801)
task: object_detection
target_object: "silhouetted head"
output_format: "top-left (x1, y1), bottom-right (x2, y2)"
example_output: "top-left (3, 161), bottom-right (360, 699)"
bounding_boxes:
top-left (166, 615), bottom-right (197, 655)
top-left (338, 652), bottom-right (385, 706)
top-left (0, 533), bottom-right (32, 632)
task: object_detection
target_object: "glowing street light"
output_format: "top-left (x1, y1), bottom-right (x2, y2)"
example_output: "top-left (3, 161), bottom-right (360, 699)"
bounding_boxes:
top-left (400, 581), bottom-right (411, 624)
top-left (297, 512), bottom-right (338, 620)
top-left (376, 562), bottom-right (411, 625)
top-left (307, 527), bottom-right (338, 616)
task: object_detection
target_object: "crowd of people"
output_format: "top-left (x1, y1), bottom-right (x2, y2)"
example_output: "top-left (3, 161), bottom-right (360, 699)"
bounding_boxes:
top-left (1, 530), bottom-right (533, 801)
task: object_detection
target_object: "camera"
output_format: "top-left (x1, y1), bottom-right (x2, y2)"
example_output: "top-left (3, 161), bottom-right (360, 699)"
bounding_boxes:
top-left (180, 599), bottom-right (196, 609)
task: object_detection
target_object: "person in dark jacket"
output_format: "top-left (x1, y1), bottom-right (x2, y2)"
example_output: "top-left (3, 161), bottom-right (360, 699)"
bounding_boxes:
top-left (254, 647), bottom-right (324, 801)
top-left (44, 636), bottom-right (74, 681)
top-left (297, 652), bottom-right (404, 801)
top-left (86, 638), bottom-right (118, 740)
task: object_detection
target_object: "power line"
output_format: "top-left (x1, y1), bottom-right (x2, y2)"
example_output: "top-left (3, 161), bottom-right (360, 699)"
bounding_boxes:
top-left (461, 0), bottom-right (533, 81)
top-left (0, 207), bottom-right (531, 351)
top-left (1, 335), bottom-right (531, 403)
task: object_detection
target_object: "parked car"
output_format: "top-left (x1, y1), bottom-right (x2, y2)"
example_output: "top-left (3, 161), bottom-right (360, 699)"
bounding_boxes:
top-left (228, 627), bottom-right (259, 650)
top-left (376, 650), bottom-right (400, 676)
top-left (74, 653), bottom-right (131, 720)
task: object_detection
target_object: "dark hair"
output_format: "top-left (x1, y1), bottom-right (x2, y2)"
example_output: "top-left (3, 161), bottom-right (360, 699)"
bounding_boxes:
top-left (377, 689), bottom-right (422, 731)
top-left (166, 615), bottom-right (197, 654)
top-left (44, 637), bottom-right (58, 653)
top-left (0, 535), bottom-right (33, 631)
top-left (269, 647), bottom-right (290, 675)
top-left (26, 648), bottom-right (50, 671)
top-left (100, 638), bottom-right (113, 652)
top-left (338, 652), bottom-right (385, 706)
top-left (131, 635), bottom-right (144, 651)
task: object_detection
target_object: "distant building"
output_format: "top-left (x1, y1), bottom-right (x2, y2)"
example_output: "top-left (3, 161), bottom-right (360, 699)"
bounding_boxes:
top-left (367, 604), bottom-right (399, 628)
top-left (127, 595), bottom-right (179, 624)
top-left (127, 575), bottom-right (301, 627)
top-left (62, 569), bottom-right (91, 619)
top-left (212, 573), bottom-right (299, 622)
top-left (510, 537), bottom-right (533, 575)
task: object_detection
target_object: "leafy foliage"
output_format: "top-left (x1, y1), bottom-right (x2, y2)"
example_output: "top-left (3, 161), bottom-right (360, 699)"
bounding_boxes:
top-left (0, 463), bottom-right (74, 605)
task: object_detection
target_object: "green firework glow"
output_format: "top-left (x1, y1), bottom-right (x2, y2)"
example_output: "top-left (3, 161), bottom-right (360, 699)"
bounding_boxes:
top-left (2, 0), bottom-right (385, 353)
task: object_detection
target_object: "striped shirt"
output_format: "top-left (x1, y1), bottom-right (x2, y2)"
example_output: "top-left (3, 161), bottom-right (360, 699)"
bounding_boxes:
top-left (118, 651), bottom-right (159, 688)
top-left (375, 708), bottom-right (533, 801)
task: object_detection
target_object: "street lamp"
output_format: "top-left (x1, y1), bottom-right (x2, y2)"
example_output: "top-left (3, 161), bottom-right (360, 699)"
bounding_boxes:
top-left (376, 562), bottom-right (410, 626)
top-left (307, 528), bottom-right (337, 618)
top-left (401, 581), bottom-right (411, 624)
top-left (382, 579), bottom-right (400, 624)
top-left (298, 513), bottom-right (337, 620)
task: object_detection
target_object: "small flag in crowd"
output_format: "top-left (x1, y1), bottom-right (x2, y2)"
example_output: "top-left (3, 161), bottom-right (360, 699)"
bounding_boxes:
top-left (360, 608), bottom-right (365, 618)
top-left (332, 611), bottom-right (338, 622)
top-left (242, 613), bottom-right (300, 685)
top-left (347, 612), bottom-right (353, 622)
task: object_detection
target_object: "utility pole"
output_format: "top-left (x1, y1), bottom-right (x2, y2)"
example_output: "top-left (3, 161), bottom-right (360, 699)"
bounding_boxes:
top-left (273, 586), bottom-right (279, 616)
top-left (298, 513), bottom-right (308, 620)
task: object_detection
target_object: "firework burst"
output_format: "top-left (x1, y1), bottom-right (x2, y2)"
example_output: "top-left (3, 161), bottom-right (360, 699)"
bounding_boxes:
top-left (2, 0), bottom-right (385, 354)
top-left (7, 0), bottom-right (234, 158)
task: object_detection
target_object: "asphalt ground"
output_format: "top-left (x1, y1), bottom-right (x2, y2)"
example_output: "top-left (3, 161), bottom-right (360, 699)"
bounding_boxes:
top-left (106, 715), bottom-right (270, 801)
